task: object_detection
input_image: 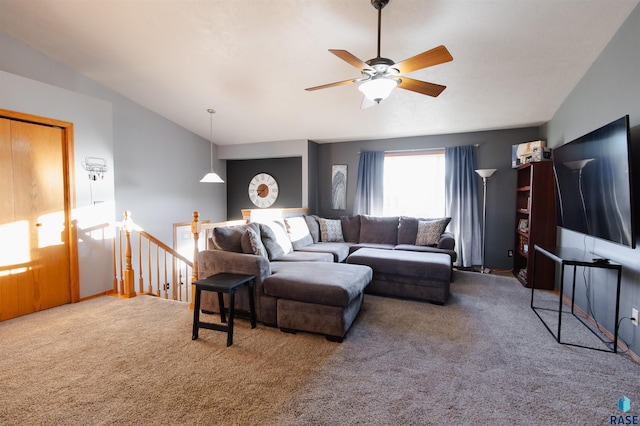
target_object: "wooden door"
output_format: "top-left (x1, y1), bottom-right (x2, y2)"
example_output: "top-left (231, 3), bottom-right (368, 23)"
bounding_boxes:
top-left (0, 117), bottom-right (71, 320)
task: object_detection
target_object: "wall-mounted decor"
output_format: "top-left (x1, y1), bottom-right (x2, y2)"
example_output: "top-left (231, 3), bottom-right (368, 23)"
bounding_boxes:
top-left (331, 164), bottom-right (347, 210)
top-left (82, 156), bottom-right (108, 181)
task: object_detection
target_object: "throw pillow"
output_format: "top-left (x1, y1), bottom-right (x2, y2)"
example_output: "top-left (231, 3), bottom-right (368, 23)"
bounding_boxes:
top-left (304, 215), bottom-right (321, 243)
top-left (398, 216), bottom-right (451, 245)
top-left (213, 224), bottom-right (256, 253)
top-left (284, 216), bottom-right (314, 250)
top-left (415, 218), bottom-right (449, 246)
top-left (318, 218), bottom-right (344, 242)
top-left (241, 227), bottom-right (268, 258)
top-left (257, 221), bottom-right (293, 260)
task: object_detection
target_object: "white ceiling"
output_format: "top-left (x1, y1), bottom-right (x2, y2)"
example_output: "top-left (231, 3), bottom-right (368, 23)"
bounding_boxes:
top-left (1, 0), bottom-right (638, 146)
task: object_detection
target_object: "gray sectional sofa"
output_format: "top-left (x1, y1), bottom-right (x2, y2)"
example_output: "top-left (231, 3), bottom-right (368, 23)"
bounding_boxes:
top-left (197, 214), bottom-right (455, 341)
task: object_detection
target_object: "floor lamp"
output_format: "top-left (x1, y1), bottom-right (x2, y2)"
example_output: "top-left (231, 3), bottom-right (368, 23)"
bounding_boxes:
top-left (475, 168), bottom-right (497, 273)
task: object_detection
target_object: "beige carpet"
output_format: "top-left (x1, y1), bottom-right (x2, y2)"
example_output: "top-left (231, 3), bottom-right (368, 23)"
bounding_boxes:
top-left (1, 270), bottom-right (638, 425)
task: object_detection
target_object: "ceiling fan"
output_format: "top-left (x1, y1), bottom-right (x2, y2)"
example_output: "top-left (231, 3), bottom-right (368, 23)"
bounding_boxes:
top-left (305, 0), bottom-right (453, 106)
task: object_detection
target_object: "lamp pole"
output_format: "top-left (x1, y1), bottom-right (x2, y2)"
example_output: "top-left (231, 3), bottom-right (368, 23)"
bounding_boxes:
top-left (475, 169), bottom-right (497, 273)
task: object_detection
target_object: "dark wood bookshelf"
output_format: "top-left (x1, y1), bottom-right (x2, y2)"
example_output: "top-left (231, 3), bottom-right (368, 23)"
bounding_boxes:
top-left (512, 162), bottom-right (556, 290)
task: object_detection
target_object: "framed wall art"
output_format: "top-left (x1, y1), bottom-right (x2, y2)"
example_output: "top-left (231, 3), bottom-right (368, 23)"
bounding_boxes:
top-left (331, 165), bottom-right (347, 210)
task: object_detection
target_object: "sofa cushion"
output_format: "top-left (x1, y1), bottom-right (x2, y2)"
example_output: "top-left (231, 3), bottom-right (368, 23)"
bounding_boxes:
top-left (340, 215), bottom-right (361, 243)
top-left (394, 244), bottom-right (458, 262)
top-left (304, 215), bottom-right (321, 243)
top-left (347, 248), bottom-right (451, 282)
top-left (265, 262), bottom-right (372, 307)
top-left (416, 218), bottom-right (450, 246)
top-left (258, 221), bottom-right (293, 260)
top-left (296, 242), bottom-right (353, 263)
top-left (397, 216), bottom-right (451, 245)
top-left (285, 216), bottom-right (314, 249)
top-left (213, 223), bottom-right (258, 253)
top-left (359, 216), bottom-right (399, 245)
top-left (349, 243), bottom-right (395, 254)
top-left (273, 251), bottom-right (334, 262)
top-left (319, 218), bottom-right (344, 242)
top-left (241, 227), bottom-right (268, 258)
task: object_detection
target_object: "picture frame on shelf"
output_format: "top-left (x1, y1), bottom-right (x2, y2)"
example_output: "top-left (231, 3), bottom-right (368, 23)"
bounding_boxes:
top-left (518, 218), bottom-right (529, 232)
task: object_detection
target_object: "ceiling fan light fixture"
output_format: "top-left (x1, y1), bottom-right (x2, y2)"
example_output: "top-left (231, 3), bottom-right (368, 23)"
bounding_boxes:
top-left (358, 77), bottom-right (398, 103)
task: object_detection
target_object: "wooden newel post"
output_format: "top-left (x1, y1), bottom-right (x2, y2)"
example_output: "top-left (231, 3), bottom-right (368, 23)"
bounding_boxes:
top-left (190, 211), bottom-right (200, 309)
top-left (122, 211), bottom-right (137, 298)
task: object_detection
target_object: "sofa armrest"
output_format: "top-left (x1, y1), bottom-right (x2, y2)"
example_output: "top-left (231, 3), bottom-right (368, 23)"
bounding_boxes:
top-left (196, 249), bottom-right (277, 325)
top-left (197, 249), bottom-right (271, 280)
top-left (438, 232), bottom-right (455, 251)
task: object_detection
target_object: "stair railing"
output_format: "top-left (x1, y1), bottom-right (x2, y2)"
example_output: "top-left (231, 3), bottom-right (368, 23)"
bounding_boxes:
top-left (113, 211), bottom-right (194, 304)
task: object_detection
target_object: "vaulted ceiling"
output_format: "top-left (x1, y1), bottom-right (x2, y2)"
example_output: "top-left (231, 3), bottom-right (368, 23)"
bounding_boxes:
top-left (1, 0), bottom-right (638, 145)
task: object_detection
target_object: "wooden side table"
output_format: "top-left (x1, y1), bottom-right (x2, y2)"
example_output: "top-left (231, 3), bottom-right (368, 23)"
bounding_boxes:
top-left (192, 273), bottom-right (256, 347)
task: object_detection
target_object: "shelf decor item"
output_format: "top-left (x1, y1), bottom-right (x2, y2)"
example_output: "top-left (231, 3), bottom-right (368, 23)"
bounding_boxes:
top-left (518, 219), bottom-right (528, 232)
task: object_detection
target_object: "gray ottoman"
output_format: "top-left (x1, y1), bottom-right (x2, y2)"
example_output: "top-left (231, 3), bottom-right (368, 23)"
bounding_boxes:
top-left (347, 248), bottom-right (452, 304)
top-left (264, 262), bottom-right (373, 341)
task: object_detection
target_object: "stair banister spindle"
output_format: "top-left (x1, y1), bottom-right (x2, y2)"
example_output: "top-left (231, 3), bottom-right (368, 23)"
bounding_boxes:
top-left (191, 211), bottom-right (200, 310)
top-left (122, 211), bottom-right (137, 298)
top-left (118, 227), bottom-right (124, 295)
top-left (112, 230), bottom-right (118, 294)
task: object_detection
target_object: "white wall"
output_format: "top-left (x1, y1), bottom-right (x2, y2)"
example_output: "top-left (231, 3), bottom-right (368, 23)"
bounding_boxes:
top-left (1, 32), bottom-right (227, 298)
top-left (1, 70), bottom-right (115, 298)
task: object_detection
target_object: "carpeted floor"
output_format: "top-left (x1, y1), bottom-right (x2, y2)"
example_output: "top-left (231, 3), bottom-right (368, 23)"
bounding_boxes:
top-left (0, 270), bottom-right (638, 425)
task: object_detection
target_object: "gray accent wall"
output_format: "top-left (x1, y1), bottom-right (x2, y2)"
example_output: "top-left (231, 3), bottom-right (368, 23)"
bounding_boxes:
top-left (544, 4), bottom-right (640, 354)
top-left (307, 140), bottom-right (320, 214)
top-left (316, 127), bottom-right (541, 270)
top-left (226, 157), bottom-right (303, 220)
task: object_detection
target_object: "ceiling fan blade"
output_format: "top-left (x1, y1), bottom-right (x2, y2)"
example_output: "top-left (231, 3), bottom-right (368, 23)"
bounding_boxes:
top-left (329, 49), bottom-right (372, 71)
top-left (393, 45), bottom-right (453, 75)
top-left (397, 77), bottom-right (446, 97)
top-left (305, 78), bottom-right (358, 91)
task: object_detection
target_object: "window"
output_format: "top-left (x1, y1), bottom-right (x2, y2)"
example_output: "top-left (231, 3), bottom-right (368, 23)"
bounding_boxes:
top-left (383, 151), bottom-right (446, 217)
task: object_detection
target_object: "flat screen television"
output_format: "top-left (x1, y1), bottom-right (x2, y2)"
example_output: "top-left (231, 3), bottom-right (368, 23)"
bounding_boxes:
top-left (552, 115), bottom-right (635, 248)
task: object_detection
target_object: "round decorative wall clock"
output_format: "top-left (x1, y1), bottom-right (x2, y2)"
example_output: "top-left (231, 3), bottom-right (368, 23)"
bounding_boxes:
top-left (248, 173), bottom-right (279, 208)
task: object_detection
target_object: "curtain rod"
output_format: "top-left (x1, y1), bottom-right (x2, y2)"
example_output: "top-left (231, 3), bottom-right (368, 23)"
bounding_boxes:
top-left (358, 144), bottom-right (480, 155)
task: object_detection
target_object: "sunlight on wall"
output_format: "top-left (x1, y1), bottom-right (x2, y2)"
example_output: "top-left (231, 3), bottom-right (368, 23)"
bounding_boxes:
top-left (36, 211), bottom-right (65, 248)
top-left (0, 220), bottom-right (30, 275)
top-left (73, 201), bottom-right (116, 241)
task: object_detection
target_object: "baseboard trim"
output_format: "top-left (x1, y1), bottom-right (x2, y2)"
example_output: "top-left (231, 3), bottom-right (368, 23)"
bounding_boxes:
top-left (559, 292), bottom-right (640, 364)
top-left (79, 291), bottom-right (112, 302)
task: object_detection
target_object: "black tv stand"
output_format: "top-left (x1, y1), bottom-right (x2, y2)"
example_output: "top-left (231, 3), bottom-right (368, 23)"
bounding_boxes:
top-left (530, 245), bottom-right (622, 353)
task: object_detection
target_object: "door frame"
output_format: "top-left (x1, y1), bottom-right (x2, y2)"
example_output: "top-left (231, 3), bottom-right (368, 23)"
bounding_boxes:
top-left (0, 108), bottom-right (80, 303)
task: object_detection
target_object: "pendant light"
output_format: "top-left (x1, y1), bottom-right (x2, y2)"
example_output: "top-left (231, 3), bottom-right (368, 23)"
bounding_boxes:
top-left (200, 108), bottom-right (224, 183)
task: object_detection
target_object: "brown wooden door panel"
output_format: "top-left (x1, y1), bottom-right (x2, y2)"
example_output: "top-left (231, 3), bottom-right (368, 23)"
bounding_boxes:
top-left (0, 118), bottom-right (20, 320)
top-left (0, 117), bottom-right (71, 319)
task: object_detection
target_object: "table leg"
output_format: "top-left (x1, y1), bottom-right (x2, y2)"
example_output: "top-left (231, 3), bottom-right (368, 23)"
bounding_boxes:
top-left (248, 281), bottom-right (256, 329)
top-left (227, 289), bottom-right (235, 347)
top-left (557, 264), bottom-right (565, 344)
top-left (614, 268), bottom-right (622, 353)
top-left (192, 287), bottom-right (201, 340)
top-left (218, 292), bottom-right (226, 323)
